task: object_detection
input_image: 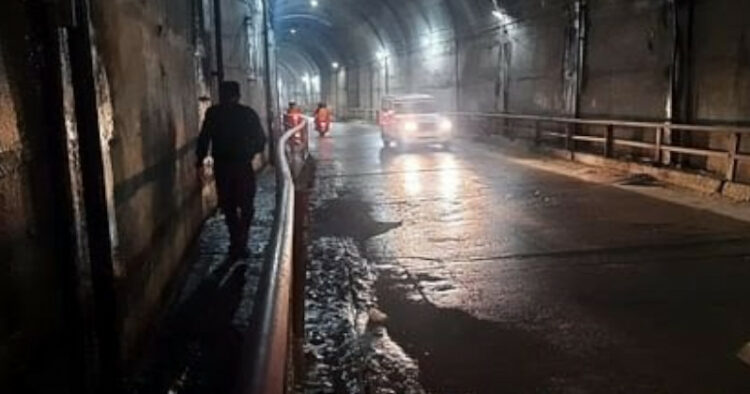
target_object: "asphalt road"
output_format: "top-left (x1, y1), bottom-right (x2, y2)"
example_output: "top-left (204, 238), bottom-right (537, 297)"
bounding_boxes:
top-left (310, 122), bottom-right (750, 393)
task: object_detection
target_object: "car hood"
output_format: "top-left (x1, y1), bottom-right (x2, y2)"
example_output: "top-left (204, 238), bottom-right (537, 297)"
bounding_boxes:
top-left (393, 113), bottom-right (444, 122)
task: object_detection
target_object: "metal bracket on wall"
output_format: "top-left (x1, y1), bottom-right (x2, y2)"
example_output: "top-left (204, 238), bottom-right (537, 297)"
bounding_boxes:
top-left (665, 0), bottom-right (695, 166)
top-left (563, 0), bottom-right (587, 118)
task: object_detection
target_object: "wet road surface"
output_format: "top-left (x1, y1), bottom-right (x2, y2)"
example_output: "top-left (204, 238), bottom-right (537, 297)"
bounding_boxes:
top-left (310, 122), bottom-right (750, 393)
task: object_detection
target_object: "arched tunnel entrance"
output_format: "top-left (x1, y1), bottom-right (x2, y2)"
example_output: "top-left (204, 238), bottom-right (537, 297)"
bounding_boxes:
top-left (273, 1), bottom-right (750, 393)
top-left (275, 0), bottom-right (491, 112)
top-left (274, 0), bottom-right (750, 181)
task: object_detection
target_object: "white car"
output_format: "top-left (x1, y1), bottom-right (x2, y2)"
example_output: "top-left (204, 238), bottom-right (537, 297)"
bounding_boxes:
top-left (378, 94), bottom-right (453, 149)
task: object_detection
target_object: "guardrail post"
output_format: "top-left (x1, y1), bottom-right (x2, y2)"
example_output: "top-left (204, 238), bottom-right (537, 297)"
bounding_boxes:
top-left (604, 124), bottom-right (614, 158)
top-left (304, 121), bottom-right (310, 154)
top-left (566, 123), bottom-right (575, 159)
top-left (726, 132), bottom-right (741, 182)
top-left (654, 127), bottom-right (664, 165)
top-left (291, 188), bottom-right (308, 387)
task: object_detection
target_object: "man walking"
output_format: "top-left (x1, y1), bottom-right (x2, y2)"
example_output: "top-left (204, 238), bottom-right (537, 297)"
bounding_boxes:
top-left (196, 81), bottom-right (267, 259)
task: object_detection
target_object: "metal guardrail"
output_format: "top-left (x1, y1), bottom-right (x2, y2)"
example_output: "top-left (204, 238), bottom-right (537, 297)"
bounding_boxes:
top-left (447, 112), bottom-right (750, 183)
top-left (235, 118), bottom-right (310, 394)
top-left (347, 106), bottom-right (750, 182)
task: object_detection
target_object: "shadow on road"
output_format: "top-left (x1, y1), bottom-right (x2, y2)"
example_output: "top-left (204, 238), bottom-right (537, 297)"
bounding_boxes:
top-left (129, 258), bottom-right (248, 394)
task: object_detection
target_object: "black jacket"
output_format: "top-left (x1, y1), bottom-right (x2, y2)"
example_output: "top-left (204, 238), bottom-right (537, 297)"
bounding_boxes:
top-left (196, 103), bottom-right (267, 166)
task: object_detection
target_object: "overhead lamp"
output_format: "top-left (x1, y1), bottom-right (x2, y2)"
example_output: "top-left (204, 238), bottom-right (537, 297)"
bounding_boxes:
top-left (422, 31), bottom-right (438, 48)
top-left (311, 0), bottom-right (319, 7)
top-left (332, 62), bottom-right (340, 69)
top-left (492, 9), bottom-right (508, 23)
top-left (290, 28), bottom-right (297, 35)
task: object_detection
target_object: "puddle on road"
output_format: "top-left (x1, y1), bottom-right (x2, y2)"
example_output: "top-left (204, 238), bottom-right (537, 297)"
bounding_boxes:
top-left (373, 266), bottom-right (577, 394)
top-left (313, 197), bottom-right (402, 241)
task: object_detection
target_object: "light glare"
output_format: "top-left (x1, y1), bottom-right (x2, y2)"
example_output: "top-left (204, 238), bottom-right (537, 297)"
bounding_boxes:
top-left (403, 121), bottom-right (418, 132)
top-left (492, 9), bottom-right (511, 24)
top-left (422, 31), bottom-right (437, 48)
top-left (440, 119), bottom-right (453, 131)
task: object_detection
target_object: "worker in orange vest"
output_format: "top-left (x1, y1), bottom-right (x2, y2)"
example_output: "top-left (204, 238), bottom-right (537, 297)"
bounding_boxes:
top-left (314, 102), bottom-right (332, 136)
top-left (284, 101), bottom-right (303, 129)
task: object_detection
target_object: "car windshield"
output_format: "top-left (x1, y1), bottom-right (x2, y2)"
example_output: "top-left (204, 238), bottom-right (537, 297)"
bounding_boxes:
top-left (394, 100), bottom-right (437, 114)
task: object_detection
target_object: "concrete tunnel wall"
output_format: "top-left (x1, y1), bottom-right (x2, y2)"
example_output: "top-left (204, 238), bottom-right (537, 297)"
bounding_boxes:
top-left (276, 0), bottom-right (750, 182)
top-left (0, 0), bottom-right (749, 389)
top-left (90, 0), bottom-right (276, 364)
top-left (0, 0), bottom-right (274, 389)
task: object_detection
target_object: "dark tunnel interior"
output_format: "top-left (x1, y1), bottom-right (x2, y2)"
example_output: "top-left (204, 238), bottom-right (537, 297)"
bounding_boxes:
top-left (2, 0), bottom-right (750, 393)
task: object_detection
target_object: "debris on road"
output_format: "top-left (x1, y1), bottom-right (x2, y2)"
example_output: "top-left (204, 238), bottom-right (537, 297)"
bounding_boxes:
top-left (302, 237), bottom-right (423, 394)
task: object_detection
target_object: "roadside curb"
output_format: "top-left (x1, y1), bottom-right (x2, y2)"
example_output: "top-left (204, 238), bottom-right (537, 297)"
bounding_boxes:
top-left (550, 150), bottom-right (724, 195)
top-left (722, 182), bottom-right (750, 202)
top-left (475, 134), bottom-right (750, 203)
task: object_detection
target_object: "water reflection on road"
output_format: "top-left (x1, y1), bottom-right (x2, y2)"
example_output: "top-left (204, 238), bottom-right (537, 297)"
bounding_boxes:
top-left (310, 122), bottom-right (750, 394)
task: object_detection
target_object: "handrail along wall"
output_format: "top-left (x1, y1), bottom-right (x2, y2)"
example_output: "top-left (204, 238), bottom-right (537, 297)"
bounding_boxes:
top-left (235, 118), bottom-right (309, 394)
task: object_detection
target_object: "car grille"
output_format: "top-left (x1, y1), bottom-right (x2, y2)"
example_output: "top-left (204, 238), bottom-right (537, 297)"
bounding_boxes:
top-left (419, 121), bottom-right (438, 130)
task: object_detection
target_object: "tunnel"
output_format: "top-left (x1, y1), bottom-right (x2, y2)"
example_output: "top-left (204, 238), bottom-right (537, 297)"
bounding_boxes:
top-left (2, 0), bottom-right (750, 393)
top-left (275, 0), bottom-right (497, 111)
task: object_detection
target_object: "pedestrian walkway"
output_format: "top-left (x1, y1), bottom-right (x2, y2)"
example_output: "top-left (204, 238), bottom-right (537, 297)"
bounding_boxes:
top-left (127, 170), bottom-right (275, 394)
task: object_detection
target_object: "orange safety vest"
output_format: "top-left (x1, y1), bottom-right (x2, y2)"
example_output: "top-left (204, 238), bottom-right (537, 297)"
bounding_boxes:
top-left (315, 108), bottom-right (331, 122)
top-left (285, 107), bottom-right (303, 126)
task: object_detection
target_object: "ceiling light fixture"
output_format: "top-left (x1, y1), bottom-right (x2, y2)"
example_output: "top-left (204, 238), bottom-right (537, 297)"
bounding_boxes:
top-left (492, 9), bottom-right (509, 24)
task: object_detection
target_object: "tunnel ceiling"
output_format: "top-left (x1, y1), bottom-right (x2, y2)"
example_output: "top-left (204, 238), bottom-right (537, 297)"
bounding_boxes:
top-left (272, 0), bottom-right (507, 77)
top-left (273, 0), bottom-right (575, 79)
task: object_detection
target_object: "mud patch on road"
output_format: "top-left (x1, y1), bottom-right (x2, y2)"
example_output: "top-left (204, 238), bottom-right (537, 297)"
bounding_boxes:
top-left (617, 173), bottom-right (662, 187)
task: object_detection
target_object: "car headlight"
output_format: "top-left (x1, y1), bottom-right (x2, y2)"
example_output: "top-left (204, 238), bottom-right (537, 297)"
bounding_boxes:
top-left (403, 121), bottom-right (418, 132)
top-left (440, 119), bottom-right (453, 131)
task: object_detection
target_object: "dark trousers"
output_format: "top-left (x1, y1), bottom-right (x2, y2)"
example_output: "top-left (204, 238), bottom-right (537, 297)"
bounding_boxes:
top-left (214, 162), bottom-right (256, 252)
